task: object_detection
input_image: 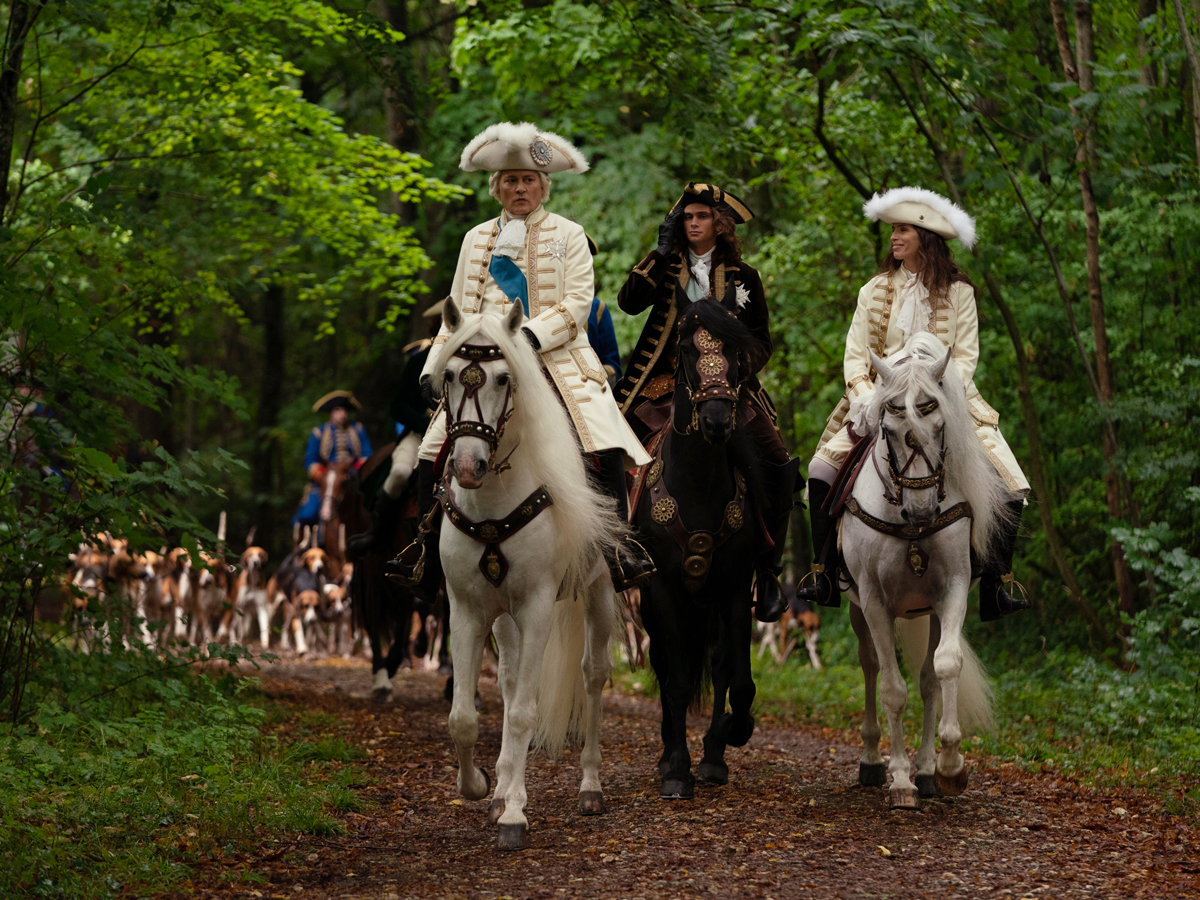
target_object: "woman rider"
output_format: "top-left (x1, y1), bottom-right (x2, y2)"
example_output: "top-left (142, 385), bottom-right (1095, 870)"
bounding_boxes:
top-left (797, 187), bottom-right (1030, 622)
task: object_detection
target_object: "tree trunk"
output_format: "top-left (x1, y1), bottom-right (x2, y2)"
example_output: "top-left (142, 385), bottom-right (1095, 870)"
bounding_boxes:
top-left (250, 283), bottom-right (285, 556)
top-left (1051, 0), bottom-right (1138, 624)
top-left (1138, 0), bottom-right (1158, 88)
top-left (0, 0), bottom-right (44, 224)
top-left (885, 68), bottom-right (1105, 636)
top-left (1172, 0), bottom-right (1200, 165)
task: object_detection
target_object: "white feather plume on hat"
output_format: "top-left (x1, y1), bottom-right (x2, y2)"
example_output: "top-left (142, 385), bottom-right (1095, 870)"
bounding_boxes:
top-left (460, 121), bottom-right (589, 175)
top-left (863, 186), bottom-right (977, 249)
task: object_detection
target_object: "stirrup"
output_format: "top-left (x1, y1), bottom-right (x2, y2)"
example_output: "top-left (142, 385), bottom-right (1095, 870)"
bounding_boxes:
top-left (611, 537), bottom-right (656, 591)
top-left (797, 564), bottom-right (840, 608)
top-left (385, 536), bottom-right (426, 587)
top-left (998, 573), bottom-right (1031, 613)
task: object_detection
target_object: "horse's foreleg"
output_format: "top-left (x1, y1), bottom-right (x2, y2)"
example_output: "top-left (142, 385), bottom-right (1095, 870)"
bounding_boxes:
top-left (494, 595), bottom-right (555, 849)
top-left (446, 604), bottom-right (491, 803)
top-left (699, 607), bottom-right (733, 786)
top-left (915, 615), bottom-right (943, 797)
top-left (489, 613), bottom-right (520, 824)
top-left (578, 579), bottom-right (615, 815)
top-left (933, 597), bottom-right (968, 796)
top-left (861, 596), bottom-right (918, 807)
top-left (850, 603), bottom-right (885, 787)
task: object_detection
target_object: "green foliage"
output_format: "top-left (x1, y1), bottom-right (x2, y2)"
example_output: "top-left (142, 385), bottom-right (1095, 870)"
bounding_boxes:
top-left (0, 647), bottom-right (358, 899)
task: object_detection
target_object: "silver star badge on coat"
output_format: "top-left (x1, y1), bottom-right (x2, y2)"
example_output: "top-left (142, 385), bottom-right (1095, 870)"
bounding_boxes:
top-left (735, 284), bottom-right (751, 309)
top-left (545, 238), bottom-right (567, 262)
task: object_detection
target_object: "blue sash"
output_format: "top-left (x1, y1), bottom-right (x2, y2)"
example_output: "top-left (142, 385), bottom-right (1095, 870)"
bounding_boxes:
top-left (488, 256), bottom-right (530, 316)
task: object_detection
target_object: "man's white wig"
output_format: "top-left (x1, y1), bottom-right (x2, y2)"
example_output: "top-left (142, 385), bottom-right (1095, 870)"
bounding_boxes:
top-left (863, 187), bottom-right (977, 249)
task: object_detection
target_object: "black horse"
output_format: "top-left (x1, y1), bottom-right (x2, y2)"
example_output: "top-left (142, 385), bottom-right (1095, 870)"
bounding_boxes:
top-left (634, 298), bottom-right (769, 799)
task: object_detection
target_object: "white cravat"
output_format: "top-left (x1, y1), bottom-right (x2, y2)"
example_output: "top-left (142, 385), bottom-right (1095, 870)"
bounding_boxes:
top-left (492, 211), bottom-right (529, 260)
top-left (893, 266), bottom-right (933, 342)
top-left (687, 247), bottom-right (715, 300)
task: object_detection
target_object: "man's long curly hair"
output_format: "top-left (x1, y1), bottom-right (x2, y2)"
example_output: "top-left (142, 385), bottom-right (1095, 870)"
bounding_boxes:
top-left (877, 224), bottom-right (974, 307)
top-left (670, 205), bottom-right (743, 272)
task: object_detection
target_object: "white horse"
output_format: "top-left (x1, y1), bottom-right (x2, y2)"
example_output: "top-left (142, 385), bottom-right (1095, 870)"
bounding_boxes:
top-left (428, 296), bottom-right (625, 851)
top-left (841, 332), bottom-right (1008, 809)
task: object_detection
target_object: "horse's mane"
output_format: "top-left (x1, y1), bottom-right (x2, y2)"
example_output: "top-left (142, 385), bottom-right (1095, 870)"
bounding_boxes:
top-left (430, 312), bottom-right (625, 598)
top-left (865, 333), bottom-right (1013, 560)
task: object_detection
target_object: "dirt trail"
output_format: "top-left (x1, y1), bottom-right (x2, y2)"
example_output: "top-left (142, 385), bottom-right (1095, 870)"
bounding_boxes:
top-left (183, 658), bottom-right (1198, 899)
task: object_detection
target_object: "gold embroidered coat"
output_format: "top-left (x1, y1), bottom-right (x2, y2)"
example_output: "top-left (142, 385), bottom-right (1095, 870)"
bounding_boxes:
top-left (419, 205), bottom-right (651, 468)
top-left (812, 268), bottom-right (1029, 492)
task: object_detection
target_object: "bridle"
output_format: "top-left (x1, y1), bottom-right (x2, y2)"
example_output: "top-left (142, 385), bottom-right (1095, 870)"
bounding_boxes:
top-left (443, 343), bottom-right (518, 475)
top-left (674, 326), bottom-right (743, 436)
top-left (875, 397), bottom-right (947, 507)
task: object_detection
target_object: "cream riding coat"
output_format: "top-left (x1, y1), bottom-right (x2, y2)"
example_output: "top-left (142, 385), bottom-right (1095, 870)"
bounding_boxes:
top-left (419, 205), bottom-right (651, 469)
top-left (812, 267), bottom-right (1029, 493)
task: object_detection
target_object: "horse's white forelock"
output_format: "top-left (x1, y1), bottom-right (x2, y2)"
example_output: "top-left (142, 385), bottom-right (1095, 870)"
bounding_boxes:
top-left (434, 311), bottom-right (624, 595)
top-left (866, 333), bottom-right (1011, 559)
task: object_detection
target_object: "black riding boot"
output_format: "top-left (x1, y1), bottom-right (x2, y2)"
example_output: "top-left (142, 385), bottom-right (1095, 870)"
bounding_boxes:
top-left (347, 489), bottom-right (404, 560)
top-left (979, 498), bottom-right (1029, 622)
top-left (794, 478), bottom-right (841, 608)
top-left (385, 459), bottom-right (443, 601)
top-left (754, 457), bottom-right (800, 623)
top-left (594, 449), bottom-right (656, 590)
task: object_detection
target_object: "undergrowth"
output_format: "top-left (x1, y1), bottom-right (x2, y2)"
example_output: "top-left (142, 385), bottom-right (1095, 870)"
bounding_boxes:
top-left (0, 646), bottom-right (367, 899)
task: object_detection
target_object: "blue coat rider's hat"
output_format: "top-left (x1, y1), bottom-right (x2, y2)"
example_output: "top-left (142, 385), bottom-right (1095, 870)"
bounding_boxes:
top-left (312, 390), bottom-right (361, 413)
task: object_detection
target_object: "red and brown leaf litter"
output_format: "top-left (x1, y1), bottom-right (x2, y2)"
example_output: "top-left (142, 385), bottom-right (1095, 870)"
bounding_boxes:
top-left (175, 659), bottom-right (1199, 900)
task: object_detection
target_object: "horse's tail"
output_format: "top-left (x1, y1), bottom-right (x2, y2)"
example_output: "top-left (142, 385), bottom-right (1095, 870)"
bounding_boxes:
top-left (534, 582), bottom-right (622, 757)
top-left (895, 617), bottom-right (994, 734)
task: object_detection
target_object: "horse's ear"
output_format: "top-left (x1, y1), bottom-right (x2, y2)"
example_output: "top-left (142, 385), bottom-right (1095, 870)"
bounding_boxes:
top-left (931, 344), bottom-right (952, 380)
top-left (869, 350), bottom-right (889, 383)
top-left (443, 295), bottom-right (463, 332)
top-left (504, 297), bottom-right (524, 334)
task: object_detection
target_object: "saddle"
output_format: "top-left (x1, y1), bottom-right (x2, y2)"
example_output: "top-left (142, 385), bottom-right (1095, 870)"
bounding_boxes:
top-left (823, 429), bottom-right (875, 519)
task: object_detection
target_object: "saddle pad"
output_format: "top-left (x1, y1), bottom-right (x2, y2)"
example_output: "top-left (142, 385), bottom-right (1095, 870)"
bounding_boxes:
top-left (824, 431), bottom-right (876, 519)
top-left (627, 425), bottom-right (668, 521)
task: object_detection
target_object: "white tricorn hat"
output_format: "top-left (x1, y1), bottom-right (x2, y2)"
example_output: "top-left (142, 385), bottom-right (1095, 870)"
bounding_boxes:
top-left (863, 187), bottom-right (977, 249)
top-left (460, 121), bottom-right (589, 175)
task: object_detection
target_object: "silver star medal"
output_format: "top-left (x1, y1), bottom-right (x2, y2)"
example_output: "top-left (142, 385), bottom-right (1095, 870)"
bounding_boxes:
top-left (735, 284), bottom-right (751, 309)
top-left (545, 238), bottom-right (568, 262)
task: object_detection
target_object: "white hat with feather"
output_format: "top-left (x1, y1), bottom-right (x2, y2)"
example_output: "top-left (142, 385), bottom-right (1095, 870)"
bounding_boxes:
top-left (460, 121), bottom-right (589, 175)
top-left (862, 187), bottom-right (977, 249)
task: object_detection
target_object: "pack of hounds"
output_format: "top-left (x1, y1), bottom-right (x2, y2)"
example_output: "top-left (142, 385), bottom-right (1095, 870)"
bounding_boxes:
top-left (60, 520), bottom-right (360, 659)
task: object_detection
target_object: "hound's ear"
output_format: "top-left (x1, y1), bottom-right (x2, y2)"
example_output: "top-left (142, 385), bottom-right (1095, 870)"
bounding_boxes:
top-left (504, 297), bottom-right (524, 334)
top-left (931, 344), bottom-right (952, 381)
top-left (869, 350), bottom-right (889, 384)
top-left (443, 295), bottom-right (463, 332)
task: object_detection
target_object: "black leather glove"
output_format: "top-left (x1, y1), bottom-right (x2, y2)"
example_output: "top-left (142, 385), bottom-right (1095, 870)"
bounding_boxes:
top-left (419, 373), bottom-right (436, 408)
top-left (656, 207), bottom-right (683, 256)
top-left (521, 327), bottom-right (541, 350)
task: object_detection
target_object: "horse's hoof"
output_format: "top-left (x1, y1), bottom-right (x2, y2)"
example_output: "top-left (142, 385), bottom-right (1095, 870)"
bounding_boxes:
top-left (660, 778), bottom-right (694, 800)
top-left (889, 788), bottom-right (921, 810)
top-left (858, 762), bottom-right (887, 788)
top-left (728, 714), bottom-right (755, 748)
top-left (371, 688), bottom-right (393, 705)
top-left (579, 791), bottom-right (606, 816)
top-left (496, 823), bottom-right (527, 851)
top-left (916, 774), bottom-right (940, 798)
top-left (936, 765), bottom-right (969, 797)
top-left (488, 797), bottom-right (505, 825)
top-left (697, 761), bottom-right (729, 786)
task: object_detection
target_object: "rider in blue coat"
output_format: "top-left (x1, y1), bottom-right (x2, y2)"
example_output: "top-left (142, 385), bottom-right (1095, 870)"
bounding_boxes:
top-left (587, 296), bottom-right (622, 388)
top-left (292, 391), bottom-right (372, 526)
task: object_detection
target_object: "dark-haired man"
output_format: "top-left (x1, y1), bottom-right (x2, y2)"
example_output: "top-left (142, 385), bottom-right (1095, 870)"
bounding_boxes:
top-left (616, 182), bottom-right (798, 623)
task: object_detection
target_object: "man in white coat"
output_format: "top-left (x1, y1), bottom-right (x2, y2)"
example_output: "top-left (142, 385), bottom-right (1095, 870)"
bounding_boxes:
top-left (389, 121), bottom-right (654, 597)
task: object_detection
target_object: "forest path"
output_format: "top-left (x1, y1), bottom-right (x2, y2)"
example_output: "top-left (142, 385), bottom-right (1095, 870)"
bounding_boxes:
top-left (186, 657), bottom-right (1197, 899)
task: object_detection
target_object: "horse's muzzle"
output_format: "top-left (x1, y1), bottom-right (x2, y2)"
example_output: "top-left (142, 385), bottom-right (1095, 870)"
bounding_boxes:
top-left (452, 455), bottom-right (488, 489)
top-left (698, 401), bottom-right (733, 445)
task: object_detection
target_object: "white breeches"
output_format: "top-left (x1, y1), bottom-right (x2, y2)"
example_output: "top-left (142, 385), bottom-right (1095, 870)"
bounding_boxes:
top-left (813, 420), bottom-right (1030, 494)
top-left (417, 410), bottom-right (448, 463)
top-left (384, 432), bottom-right (422, 498)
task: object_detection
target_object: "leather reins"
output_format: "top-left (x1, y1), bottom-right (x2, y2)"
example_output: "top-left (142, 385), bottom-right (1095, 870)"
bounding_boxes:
top-left (876, 398), bottom-right (947, 506)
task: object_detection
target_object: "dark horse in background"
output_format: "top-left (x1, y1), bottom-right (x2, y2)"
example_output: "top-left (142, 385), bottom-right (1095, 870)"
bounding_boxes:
top-left (633, 298), bottom-right (769, 799)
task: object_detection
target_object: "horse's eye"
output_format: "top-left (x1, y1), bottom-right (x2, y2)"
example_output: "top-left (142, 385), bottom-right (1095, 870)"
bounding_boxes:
top-left (442, 370), bottom-right (452, 382)
top-left (496, 373), bottom-right (510, 386)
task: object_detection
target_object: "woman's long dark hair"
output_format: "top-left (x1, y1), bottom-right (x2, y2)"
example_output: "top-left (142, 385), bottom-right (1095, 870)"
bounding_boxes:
top-left (877, 224), bottom-right (974, 307)
top-left (671, 206), bottom-right (743, 272)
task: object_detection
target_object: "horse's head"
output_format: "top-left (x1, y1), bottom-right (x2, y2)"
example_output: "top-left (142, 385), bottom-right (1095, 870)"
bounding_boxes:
top-left (435, 296), bottom-right (523, 489)
top-left (870, 338), bottom-right (952, 527)
top-left (675, 300), bottom-right (754, 444)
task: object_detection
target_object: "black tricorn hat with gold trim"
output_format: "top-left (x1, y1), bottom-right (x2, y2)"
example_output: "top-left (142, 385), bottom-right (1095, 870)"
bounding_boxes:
top-left (670, 182), bottom-right (755, 224)
top-left (312, 390), bottom-right (362, 413)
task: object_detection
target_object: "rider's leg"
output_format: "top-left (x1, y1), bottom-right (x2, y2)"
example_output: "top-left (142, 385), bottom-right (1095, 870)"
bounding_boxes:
top-left (384, 457), bottom-right (444, 601)
top-left (348, 434), bottom-right (421, 558)
top-left (795, 458), bottom-right (841, 608)
top-left (744, 415), bottom-right (798, 623)
top-left (592, 449), bottom-right (655, 590)
top-left (979, 495), bottom-right (1030, 622)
